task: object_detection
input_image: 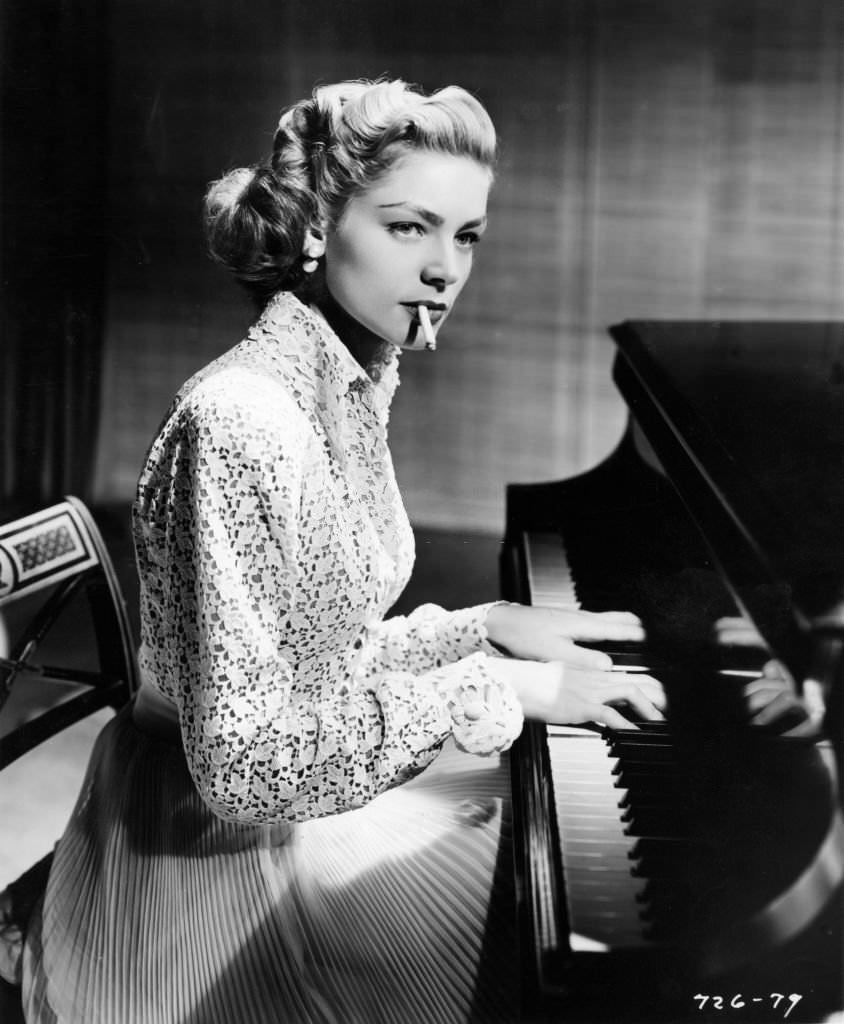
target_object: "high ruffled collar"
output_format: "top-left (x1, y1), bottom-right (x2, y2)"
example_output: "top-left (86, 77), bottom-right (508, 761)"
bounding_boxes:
top-left (259, 291), bottom-right (401, 419)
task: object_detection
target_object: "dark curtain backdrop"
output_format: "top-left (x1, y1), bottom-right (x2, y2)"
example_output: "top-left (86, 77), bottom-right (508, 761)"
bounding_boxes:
top-left (1, 0), bottom-right (108, 516)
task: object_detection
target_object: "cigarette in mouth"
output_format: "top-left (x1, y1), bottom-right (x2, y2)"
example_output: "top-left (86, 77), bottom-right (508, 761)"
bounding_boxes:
top-left (417, 304), bottom-right (436, 351)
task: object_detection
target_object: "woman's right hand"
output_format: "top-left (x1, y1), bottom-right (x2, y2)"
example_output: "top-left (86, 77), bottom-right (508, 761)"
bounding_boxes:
top-left (487, 657), bottom-right (666, 730)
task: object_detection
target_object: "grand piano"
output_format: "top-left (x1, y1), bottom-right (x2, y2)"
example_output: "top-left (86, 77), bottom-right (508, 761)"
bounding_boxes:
top-left (501, 322), bottom-right (844, 1023)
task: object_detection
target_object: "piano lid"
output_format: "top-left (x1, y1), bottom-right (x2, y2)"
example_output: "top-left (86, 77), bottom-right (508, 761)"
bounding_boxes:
top-left (609, 321), bottom-right (844, 647)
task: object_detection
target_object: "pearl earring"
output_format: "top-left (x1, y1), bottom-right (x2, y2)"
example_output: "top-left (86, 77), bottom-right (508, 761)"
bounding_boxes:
top-left (302, 223), bottom-right (325, 274)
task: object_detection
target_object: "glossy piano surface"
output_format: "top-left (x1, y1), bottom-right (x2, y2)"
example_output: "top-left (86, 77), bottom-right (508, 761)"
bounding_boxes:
top-left (502, 321), bottom-right (844, 1023)
top-left (610, 321), bottom-right (844, 671)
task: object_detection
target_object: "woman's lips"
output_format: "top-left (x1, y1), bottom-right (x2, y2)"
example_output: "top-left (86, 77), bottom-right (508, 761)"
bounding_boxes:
top-left (402, 302), bottom-right (446, 325)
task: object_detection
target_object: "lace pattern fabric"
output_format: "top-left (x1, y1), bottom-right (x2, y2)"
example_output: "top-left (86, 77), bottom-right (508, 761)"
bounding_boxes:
top-left (132, 291), bottom-right (523, 825)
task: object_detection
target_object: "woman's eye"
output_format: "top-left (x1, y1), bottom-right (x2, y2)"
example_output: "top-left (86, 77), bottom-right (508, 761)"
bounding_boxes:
top-left (388, 222), bottom-right (424, 238)
top-left (456, 231), bottom-right (481, 249)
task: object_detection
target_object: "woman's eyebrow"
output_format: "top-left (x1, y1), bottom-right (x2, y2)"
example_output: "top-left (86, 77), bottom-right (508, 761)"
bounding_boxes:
top-left (378, 202), bottom-right (444, 226)
top-left (378, 202), bottom-right (487, 231)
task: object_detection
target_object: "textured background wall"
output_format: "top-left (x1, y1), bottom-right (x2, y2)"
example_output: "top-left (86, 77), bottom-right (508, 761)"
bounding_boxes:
top-left (92, 0), bottom-right (844, 534)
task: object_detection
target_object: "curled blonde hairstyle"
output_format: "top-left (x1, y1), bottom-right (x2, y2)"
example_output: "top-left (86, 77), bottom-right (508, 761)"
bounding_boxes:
top-left (204, 79), bottom-right (497, 305)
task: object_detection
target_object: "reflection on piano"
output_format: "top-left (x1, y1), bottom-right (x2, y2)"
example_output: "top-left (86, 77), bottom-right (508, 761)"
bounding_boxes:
top-left (501, 322), bottom-right (844, 1023)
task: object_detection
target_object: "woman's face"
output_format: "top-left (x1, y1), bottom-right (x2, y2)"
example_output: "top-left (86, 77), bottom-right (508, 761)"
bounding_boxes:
top-left (323, 150), bottom-right (491, 349)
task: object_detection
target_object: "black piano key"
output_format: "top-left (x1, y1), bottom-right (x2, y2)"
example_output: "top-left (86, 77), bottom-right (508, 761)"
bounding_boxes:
top-left (616, 786), bottom-right (682, 809)
top-left (608, 725), bottom-right (673, 740)
top-left (607, 741), bottom-right (678, 763)
top-left (620, 809), bottom-right (689, 838)
top-left (614, 765), bottom-right (684, 784)
top-left (629, 837), bottom-right (698, 858)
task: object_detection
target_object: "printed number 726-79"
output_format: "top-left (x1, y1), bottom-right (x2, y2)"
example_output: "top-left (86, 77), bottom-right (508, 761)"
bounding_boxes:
top-left (693, 994), bottom-right (803, 1018)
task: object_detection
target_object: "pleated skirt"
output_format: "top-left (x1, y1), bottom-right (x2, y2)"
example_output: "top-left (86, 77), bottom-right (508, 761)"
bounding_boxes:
top-left (22, 704), bottom-right (518, 1024)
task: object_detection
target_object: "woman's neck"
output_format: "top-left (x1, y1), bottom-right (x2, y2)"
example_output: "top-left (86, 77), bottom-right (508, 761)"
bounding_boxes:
top-left (306, 283), bottom-right (394, 381)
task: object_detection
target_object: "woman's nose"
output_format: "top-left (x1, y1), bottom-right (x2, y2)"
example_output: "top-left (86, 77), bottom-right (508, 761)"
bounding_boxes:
top-left (421, 246), bottom-right (460, 291)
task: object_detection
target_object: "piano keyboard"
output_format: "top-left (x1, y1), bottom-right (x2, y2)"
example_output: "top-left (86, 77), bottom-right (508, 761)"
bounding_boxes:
top-left (523, 531), bottom-right (578, 609)
top-left (548, 725), bottom-right (651, 951)
top-left (520, 528), bottom-right (671, 955)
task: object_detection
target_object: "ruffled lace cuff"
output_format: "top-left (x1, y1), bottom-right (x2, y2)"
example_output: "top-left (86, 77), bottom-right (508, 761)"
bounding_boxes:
top-left (475, 599), bottom-right (512, 657)
top-left (437, 651), bottom-right (524, 756)
top-left (439, 600), bottom-right (511, 658)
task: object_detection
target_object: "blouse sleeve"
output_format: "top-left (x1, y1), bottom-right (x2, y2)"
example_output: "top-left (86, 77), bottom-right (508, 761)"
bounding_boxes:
top-left (361, 602), bottom-right (505, 674)
top-left (138, 380), bottom-right (523, 827)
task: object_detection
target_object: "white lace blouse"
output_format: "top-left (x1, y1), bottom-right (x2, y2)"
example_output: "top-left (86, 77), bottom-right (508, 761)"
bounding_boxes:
top-left (132, 291), bottom-right (523, 825)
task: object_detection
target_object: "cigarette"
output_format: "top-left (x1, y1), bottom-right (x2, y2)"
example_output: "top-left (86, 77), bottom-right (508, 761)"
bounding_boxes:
top-left (417, 304), bottom-right (436, 351)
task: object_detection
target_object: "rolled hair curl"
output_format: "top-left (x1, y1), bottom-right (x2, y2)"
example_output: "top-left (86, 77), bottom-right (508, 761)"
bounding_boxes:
top-left (204, 79), bottom-right (497, 306)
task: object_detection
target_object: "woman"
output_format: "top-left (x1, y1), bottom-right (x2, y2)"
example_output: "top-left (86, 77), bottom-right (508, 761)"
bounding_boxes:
top-left (22, 79), bottom-right (665, 1024)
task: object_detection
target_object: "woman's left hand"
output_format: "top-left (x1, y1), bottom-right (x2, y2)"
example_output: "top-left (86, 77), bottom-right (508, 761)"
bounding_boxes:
top-left (484, 602), bottom-right (645, 669)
